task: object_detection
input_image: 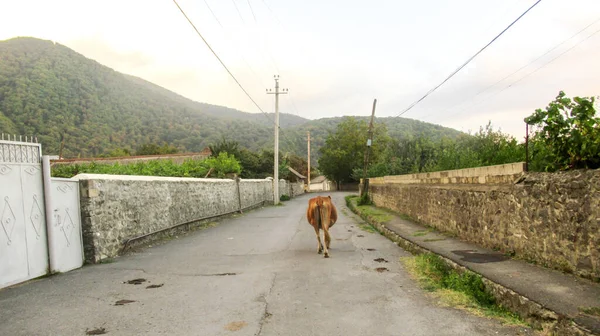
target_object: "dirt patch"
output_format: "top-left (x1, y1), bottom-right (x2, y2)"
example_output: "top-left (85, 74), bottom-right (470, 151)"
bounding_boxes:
top-left (357, 235), bottom-right (364, 238)
top-left (86, 327), bottom-right (107, 335)
top-left (123, 278), bottom-right (146, 285)
top-left (366, 248), bottom-right (376, 251)
top-left (224, 321), bottom-right (248, 331)
top-left (375, 267), bottom-right (388, 272)
top-left (146, 284), bottom-right (164, 289)
top-left (374, 258), bottom-right (388, 263)
top-left (114, 299), bottom-right (136, 306)
top-left (209, 272), bottom-right (237, 276)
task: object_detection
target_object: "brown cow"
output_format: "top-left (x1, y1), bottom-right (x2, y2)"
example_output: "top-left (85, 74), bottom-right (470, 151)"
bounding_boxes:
top-left (306, 195), bottom-right (338, 258)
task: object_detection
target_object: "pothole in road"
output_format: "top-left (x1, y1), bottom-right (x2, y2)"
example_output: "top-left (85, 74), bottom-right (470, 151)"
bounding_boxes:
top-left (374, 258), bottom-right (388, 263)
top-left (366, 248), bottom-right (376, 251)
top-left (357, 235), bottom-right (364, 238)
top-left (375, 267), bottom-right (388, 273)
top-left (146, 284), bottom-right (164, 289)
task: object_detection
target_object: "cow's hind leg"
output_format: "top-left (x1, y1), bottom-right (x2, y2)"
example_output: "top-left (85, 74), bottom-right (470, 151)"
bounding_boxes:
top-left (322, 228), bottom-right (330, 258)
top-left (324, 229), bottom-right (331, 249)
top-left (314, 226), bottom-right (323, 254)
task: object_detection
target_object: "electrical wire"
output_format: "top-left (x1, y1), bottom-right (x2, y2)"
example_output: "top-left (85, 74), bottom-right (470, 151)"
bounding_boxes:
top-left (440, 25), bottom-right (600, 120)
top-left (422, 16), bottom-right (600, 121)
top-left (395, 0), bottom-right (543, 117)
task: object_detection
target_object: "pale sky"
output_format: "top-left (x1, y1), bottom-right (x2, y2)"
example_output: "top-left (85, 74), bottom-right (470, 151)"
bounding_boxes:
top-left (1, 0), bottom-right (599, 140)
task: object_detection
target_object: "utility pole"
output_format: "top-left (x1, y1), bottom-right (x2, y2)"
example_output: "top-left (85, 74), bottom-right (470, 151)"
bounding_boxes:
top-left (307, 131), bottom-right (311, 191)
top-left (361, 99), bottom-right (377, 197)
top-left (267, 75), bottom-right (288, 204)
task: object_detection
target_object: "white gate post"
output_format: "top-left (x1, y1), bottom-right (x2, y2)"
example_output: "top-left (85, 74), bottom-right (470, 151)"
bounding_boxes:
top-left (41, 155), bottom-right (56, 272)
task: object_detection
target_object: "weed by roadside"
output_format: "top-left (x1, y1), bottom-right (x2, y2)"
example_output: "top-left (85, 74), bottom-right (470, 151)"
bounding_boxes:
top-left (579, 306), bottom-right (600, 317)
top-left (401, 253), bottom-right (527, 327)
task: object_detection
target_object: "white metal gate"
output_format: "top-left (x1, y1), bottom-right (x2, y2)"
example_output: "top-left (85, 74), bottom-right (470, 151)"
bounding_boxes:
top-left (0, 140), bottom-right (49, 289)
top-left (45, 176), bottom-right (83, 273)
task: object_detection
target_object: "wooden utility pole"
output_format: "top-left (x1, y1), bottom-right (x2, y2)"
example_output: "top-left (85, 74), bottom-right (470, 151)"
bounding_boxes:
top-left (525, 122), bottom-right (529, 172)
top-left (267, 75), bottom-right (288, 204)
top-left (307, 131), bottom-right (311, 191)
top-left (361, 99), bottom-right (377, 197)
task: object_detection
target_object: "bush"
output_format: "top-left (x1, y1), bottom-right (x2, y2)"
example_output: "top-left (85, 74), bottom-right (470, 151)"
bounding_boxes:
top-left (51, 152), bottom-right (241, 179)
top-left (280, 194), bottom-right (291, 201)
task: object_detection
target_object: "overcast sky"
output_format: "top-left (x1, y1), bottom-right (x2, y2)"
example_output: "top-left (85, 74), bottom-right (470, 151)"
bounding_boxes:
top-left (1, 0), bottom-right (599, 139)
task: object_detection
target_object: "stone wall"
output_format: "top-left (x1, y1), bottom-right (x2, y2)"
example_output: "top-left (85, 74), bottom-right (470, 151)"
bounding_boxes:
top-left (77, 174), bottom-right (303, 263)
top-left (369, 167), bottom-right (600, 281)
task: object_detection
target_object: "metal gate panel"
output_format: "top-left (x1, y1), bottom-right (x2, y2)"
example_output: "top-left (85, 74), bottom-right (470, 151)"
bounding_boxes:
top-left (0, 140), bottom-right (48, 289)
top-left (0, 163), bottom-right (29, 287)
top-left (20, 164), bottom-right (48, 278)
top-left (47, 178), bottom-right (83, 273)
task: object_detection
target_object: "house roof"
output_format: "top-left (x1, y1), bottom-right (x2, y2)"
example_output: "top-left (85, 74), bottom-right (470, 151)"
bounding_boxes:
top-left (310, 175), bottom-right (327, 184)
top-left (287, 166), bottom-right (306, 179)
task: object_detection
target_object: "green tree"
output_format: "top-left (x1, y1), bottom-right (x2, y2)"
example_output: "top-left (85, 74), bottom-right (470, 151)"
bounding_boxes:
top-left (525, 91), bottom-right (600, 171)
top-left (203, 152), bottom-right (241, 178)
top-left (209, 139), bottom-right (241, 158)
top-left (135, 143), bottom-right (178, 156)
top-left (318, 117), bottom-right (390, 185)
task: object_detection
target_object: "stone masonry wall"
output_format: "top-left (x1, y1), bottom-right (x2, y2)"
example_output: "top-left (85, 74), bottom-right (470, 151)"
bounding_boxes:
top-left (369, 169), bottom-right (600, 281)
top-left (77, 174), bottom-right (303, 263)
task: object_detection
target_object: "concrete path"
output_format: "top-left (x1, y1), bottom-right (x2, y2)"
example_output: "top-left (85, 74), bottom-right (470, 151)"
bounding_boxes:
top-left (348, 196), bottom-right (600, 335)
top-left (0, 192), bottom-right (531, 336)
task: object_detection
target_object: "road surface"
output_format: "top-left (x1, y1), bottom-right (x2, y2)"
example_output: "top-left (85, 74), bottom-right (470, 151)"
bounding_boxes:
top-left (0, 192), bottom-right (530, 335)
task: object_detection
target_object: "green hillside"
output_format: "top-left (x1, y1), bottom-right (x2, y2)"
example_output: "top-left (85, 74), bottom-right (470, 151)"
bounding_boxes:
top-left (0, 37), bottom-right (462, 161)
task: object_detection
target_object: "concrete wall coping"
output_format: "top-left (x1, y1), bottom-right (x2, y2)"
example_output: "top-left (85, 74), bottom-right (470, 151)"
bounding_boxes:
top-left (368, 162), bottom-right (526, 185)
top-left (74, 174), bottom-right (271, 183)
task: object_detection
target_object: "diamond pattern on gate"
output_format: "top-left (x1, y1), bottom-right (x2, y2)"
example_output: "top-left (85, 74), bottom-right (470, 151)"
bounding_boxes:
top-left (29, 195), bottom-right (43, 240)
top-left (61, 208), bottom-right (75, 247)
top-left (0, 165), bottom-right (11, 175)
top-left (1, 197), bottom-right (17, 245)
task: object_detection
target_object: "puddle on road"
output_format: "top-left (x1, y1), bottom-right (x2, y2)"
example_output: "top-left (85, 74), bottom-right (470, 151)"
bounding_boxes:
top-left (451, 250), bottom-right (508, 264)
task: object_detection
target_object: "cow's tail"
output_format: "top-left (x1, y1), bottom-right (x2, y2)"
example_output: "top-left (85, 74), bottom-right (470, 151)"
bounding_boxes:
top-left (314, 206), bottom-right (321, 230)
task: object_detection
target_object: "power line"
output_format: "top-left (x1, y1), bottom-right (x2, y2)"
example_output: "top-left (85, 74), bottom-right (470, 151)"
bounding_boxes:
top-left (422, 16), bottom-right (600, 121)
top-left (202, 0), bottom-right (267, 89)
top-left (442, 25), bottom-right (600, 119)
top-left (395, 0), bottom-right (543, 118)
top-left (231, 0), bottom-right (246, 24)
top-left (171, 0), bottom-right (273, 124)
top-left (172, 0), bottom-right (299, 152)
top-left (246, 0), bottom-right (258, 23)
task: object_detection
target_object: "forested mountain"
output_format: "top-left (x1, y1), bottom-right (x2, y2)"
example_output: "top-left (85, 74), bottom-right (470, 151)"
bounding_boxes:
top-left (0, 37), bottom-right (461, 161)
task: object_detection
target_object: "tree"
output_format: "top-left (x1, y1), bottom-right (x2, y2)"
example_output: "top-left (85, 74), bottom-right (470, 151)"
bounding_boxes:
top-left (135, 143), bottom-right (178, 156)
top-left (209, 139), bottom-right (241, 158)
top-left (203, 152), bottom-right (242, 178)
top-left (318, 117), bottom-right (390, 185)
top-left (525, 91), bottom-right (600, 171)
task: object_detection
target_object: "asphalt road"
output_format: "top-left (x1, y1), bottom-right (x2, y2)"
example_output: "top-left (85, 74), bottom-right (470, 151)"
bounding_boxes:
top-left (0, 192), bottom-right (531, 336)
